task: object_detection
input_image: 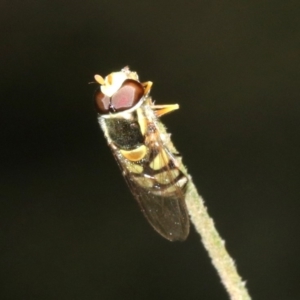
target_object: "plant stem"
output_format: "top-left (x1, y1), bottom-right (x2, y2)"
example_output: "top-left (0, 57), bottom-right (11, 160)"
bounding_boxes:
top-left (185, 176), bottom-right (252, 300)
top-left (159, 116), bottom-right (251, 299)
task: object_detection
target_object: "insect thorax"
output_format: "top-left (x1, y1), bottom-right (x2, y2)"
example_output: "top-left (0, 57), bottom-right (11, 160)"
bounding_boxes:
top-left (100, 109), bottom-right (145, 151)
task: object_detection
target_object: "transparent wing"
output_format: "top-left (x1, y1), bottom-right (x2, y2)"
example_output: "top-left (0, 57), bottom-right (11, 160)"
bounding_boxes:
top-left (129, 181), bottom-right (190, 241)
top-left (110, 140), bottom-right (190, 241)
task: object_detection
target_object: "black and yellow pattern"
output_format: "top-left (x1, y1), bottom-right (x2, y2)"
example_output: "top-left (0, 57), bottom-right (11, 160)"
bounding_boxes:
top-left (95, 67), bottom-right (190, 241)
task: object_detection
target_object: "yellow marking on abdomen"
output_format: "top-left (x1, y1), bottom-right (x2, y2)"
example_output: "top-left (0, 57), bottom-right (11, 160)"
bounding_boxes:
top-left (154, 169), bottom-right (179, 184)
top-left (149, 149), bottom-right (169, 170)
top-left (120, 145), bottom-right (147, 162)
top-left (126, 162), bottom-right (143, 174)
top-left (133, 176), bottom-right (153, 189)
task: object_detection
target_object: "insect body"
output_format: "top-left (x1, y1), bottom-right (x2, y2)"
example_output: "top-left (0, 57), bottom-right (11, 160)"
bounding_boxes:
top-left (94, 67), bottom-right (190, 241)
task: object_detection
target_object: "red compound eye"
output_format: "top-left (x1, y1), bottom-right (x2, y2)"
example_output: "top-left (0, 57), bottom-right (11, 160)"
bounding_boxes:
top-left (94, 88), bottom-right (110, 114)
top-left (111, 79), bottom-right (144, 112)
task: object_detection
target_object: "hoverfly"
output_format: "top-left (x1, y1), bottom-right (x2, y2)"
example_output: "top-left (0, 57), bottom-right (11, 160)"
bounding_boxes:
top-left (94, 67), bottom-right (190, 241)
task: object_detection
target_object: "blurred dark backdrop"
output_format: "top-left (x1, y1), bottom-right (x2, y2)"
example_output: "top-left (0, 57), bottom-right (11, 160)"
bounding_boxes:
top-left (1, 0), bottom-right (300, 299)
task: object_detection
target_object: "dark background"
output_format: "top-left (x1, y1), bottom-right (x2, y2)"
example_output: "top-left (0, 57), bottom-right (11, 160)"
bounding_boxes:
top-left (1, 0), bottom-right (299, 299)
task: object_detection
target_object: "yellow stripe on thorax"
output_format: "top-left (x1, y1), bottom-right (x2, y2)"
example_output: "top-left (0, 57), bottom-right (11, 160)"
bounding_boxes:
top-left (136, 107), bottom-right (147, 136)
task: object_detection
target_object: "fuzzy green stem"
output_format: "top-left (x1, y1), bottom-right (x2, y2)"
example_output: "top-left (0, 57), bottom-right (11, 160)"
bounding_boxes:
top-left (158, 119), bottom-right (251, 300)
top-left (185, 176), bottom-right (251, 300)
